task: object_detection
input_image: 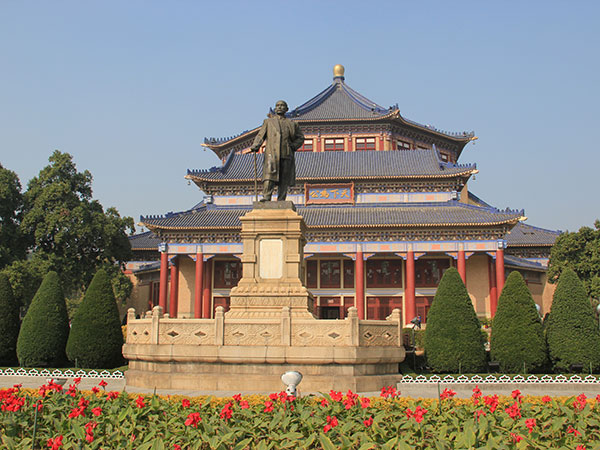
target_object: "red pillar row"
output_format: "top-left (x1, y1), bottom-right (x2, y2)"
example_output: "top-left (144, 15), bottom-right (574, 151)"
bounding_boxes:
top-left (202, 259), bottom-right (212, 319)
top-left (355, 249), bottom-right (365, 320)
top-left (194, 253), bottom-right (204, 318)
top-left (169, 258), bottom-right (179, 317)
top-left (404, 249), bottom-right (416, 326)
top-left (488, 255), bottom-right (498, 317)
top-left (159, 251), bottom-right (168, 311)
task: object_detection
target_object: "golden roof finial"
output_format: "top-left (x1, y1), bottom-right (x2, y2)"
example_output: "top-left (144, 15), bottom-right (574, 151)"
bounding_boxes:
top-left (333, 64), bottom-right (345, 78)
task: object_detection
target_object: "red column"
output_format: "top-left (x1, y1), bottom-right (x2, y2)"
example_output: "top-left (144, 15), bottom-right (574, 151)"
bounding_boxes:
top-left (169, 258), bottom-right (179, 317)
top-left (488, 255), bottom-right (498, 317)
top-left (405, 249), bottom-right (416, 326)
top-left (202, 259), bottom-right (212, 319)
top-left (355, 249), bottom-right (365, 320)
top-left (194, 253), bottom-right (204, 318)
top-left (496, 248), bottom-right (505, 300)
top-left (159, 251), bottom-right (168, 311)
top-left (457, 248), bottom-right (466, 284)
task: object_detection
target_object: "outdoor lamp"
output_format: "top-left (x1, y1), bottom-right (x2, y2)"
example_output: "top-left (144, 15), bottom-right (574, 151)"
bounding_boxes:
top-left (535, 304), bottom-right (541, 317)
top-left (410, 316), bottom-right (421, 329)
top-left (281, 371), bottom-right (303, 397)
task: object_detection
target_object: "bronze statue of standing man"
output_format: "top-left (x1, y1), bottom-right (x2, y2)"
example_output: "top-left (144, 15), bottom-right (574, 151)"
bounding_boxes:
top-left (251, 100), bottom-right (304, 201)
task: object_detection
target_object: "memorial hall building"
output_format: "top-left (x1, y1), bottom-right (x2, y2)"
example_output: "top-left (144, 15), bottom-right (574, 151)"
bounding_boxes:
top-left (125, 65), bottom-right (559, 326)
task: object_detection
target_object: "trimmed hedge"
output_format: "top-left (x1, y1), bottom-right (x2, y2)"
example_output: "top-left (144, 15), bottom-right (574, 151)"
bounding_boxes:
top-left (0, 273), bottom-right (20, 364)
top-left (424, 267), bottom-right (486, 373)
top-left (490, 271), bottom-right (547, 373)
top-left (546, 268), bottom-right (600, 372)
top-left (66, 269), bottom-right (124, 368)
top-left (16, 271), bottom-right (69, 367)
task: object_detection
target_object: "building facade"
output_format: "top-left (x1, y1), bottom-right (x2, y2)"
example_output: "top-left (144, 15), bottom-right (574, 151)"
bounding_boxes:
top-left (125, 65), bottom-right (558, 326)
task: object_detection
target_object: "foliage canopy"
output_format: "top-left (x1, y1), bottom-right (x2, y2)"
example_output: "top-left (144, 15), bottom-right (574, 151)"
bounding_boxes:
top-left (0, 273), bottom-right (20, 364)
top-left (424, 267), bottom-right (486, 373)
top-left (490, 271), bottom-right (547, 373)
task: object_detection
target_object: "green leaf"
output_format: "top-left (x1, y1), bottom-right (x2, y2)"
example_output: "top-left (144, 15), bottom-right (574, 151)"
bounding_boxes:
top-left (318, 433), bottom-right (337, 450)
top-left (233, 438), bottom-right (253, 450)
top-left (382, 436), bottom-right (399, 449)
top-left (150, 438), bottom-right (165, 450)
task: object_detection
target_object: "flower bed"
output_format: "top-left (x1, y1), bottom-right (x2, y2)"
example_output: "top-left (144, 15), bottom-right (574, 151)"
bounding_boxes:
top-left (1, 381), bottom-right (598, 449)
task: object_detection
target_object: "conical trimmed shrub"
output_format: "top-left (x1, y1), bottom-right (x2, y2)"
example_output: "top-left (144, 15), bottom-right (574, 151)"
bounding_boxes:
top-left (424, 267), bottom-right (486, 373)
top-left (66, 269), bottom-right (124, 368)
top-left (490, 271), bottom-right (547, 373)
top-left (17, 271), bottom-right (69, 367)
top-left (546, 268), bottom-right (600, 372)
top-left (0, 273), bottom-right (20, 364)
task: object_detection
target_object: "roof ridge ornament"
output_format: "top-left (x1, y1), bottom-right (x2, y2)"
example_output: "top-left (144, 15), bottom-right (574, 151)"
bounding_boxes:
top-left (333, 64), bottom-right (345, 82)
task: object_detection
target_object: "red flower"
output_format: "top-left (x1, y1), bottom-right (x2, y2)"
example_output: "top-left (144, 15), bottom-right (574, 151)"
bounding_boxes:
top-left (98, 380), bottom-right (108, 388)
top-left (135, 396), bottom-right (146, 408)
top-left (567, 425), bottom-right (581, 437)
top-left (380, 386), bottom-right (398, 398)
top-left (73, 377), bottom-right (81, 385)
top-left (91, 407), bottom-right (102, 417)
top-left (541, 395), bottom-right (551, 403)
top-left (320, 398), bottom-right (329, 407)
top-left (106, 391), bottom-right (120, 400)
top-left (78, 398), bottom-right (89, 408)
top-left (323, 415), bottom-right (338, 433)
top-left (505, 402), bottom-right (521, 419)
top-left (510, 433), bottom-right (523, 443)
top-left (240, 400), bottom-right (249, 409)
top-left (47, 435), bottom-right (63, 449)
top-left (525, 418), bottom-right (536, 433)
top-left (68, 406), bottom-right (86, 419)
top-left (184, 412), bottom-right (201, 428)
top-left (511, 389), bottom-right (522, 401)
top-left (329, 390), bottom-right (343, 402)
top-left (576, 446), bottom-right (587, 450)
top-left (263, 400), bottom-right (274, 413)
top-left (405, 406), bottom-right (428, 423)
top-left (91, 386), bottom-right (100, 394)
top-left (573, 393), bottom-right (587, 411)
top-left (483, 394), bottom-right (499, 412)
top-left (84, 422), bottom-right (97, 443)
top-left (181, 398), bottom-right (191, 408)
top-left (232, 393), bottom-right (242, 403)
top-left (363, 416), bottom-right (373, 427)
top-left (268, 393), bottom-right (279, 401)
top-left (360, 397), bottom-right (371, 408)
top-left (472, 385), bottom-right (482, 403)
top-left (220, 402), bottom-right (233, 420)
top-left (440, 388), bottom-right (457, 400)
top-left (174, 446), bottom-right (182, 450)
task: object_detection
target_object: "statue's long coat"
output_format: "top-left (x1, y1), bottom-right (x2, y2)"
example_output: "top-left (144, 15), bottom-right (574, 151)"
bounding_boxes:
top-left (251, 116), bottom-right (304, 184)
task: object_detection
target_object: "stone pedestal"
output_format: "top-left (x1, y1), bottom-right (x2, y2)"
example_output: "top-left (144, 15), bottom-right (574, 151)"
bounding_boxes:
top-left (227, 202), bottom-right (314, 319)
top-left (124, 202), bottom-right (405, 393)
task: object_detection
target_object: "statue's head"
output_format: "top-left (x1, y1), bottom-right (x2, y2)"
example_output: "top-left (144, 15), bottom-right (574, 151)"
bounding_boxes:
top-left (274, 100), bottom-right (288, 115)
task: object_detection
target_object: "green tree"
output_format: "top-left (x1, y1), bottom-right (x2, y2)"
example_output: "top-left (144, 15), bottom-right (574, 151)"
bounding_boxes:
top-left (0, 163), bottom-right (26, 269)
top-left (16, 271), bottom-right (70, 367)
top-left (546, 268), bottom-right (600, 372)
top-left (490, 271), bottom-right (547, 373)
top-left (66, 269), bottom-right (124, 368)
top-left (424, 268), bottom-right (486, 373)
top-left (1, 258), bottom-right (51, 310)
top-left (547, 220), bottom-right (600, 299)
top-left (20, 150), bottom-right (134, 297)
top-left (0, 273), bottom-right (20, 364)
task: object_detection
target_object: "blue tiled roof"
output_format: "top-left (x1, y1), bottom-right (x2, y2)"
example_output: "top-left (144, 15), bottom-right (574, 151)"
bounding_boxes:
top-left (132, 260), bottom-right (161, 274)
top-left (505, 222), bottom-right (560, 247)
top-left (287, 78), bottom-right (390, 120)
top-left (129, 231), bottom-right (161, 250)
top-left (141, 202), bottom-right (523, 230)
top-left (504, 254), bottom-right (547, 271)
top-left (187, 149), bottom-right (475, 182)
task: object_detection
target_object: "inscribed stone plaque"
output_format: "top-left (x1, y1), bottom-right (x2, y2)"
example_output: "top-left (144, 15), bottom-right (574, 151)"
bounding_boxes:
top-left (259, 239), bottom-right (283, 279)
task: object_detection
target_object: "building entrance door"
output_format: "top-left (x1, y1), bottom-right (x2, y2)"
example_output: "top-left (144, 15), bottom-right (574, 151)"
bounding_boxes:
top-left (320, 306), bottom-right (341, 319)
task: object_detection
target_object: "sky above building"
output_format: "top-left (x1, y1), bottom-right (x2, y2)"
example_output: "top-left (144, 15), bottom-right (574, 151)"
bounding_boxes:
top-left (1, 1), bottom-right (598, 234)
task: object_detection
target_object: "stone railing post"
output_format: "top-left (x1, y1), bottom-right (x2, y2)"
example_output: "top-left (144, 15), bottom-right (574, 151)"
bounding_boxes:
top-left (388, 308), bottom-right (403, 347)
top-left (281, 306), bottom-right (291, 346)
top-left (348, 307), bottom-right (359, 346)
top-left (127, 308), bottom-right (136, 324)
top-left (215, 306), bottom-right (224, 346)
top-left (151, 306), bottom-right (163, 345)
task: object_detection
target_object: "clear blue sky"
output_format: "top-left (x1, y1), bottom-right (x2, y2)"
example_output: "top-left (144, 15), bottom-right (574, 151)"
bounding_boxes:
top-left (1, 1), bottom-right (599, 233)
